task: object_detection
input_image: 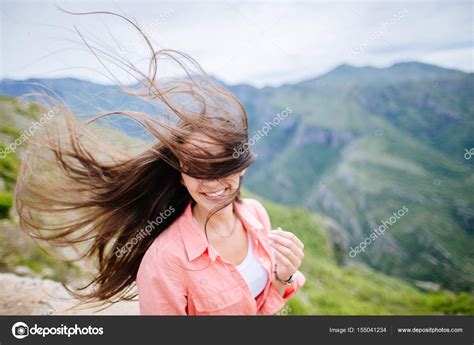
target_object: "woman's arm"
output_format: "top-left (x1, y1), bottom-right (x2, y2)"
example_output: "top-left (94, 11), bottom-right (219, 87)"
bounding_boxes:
top-left (254, 200), bottom-right (306, 315)
top-left (259, 270), bottom-right (306, 315)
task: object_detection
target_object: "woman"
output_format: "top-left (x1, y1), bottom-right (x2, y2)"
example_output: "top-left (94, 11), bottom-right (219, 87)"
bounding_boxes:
top-left (137, 132), bottom-right (305, 315)
top-left (14, 10), bottom-right (305, 315)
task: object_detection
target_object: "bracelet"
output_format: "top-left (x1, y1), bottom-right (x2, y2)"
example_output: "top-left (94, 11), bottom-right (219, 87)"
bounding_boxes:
top-left (274, 264), bottom-right (296, 285)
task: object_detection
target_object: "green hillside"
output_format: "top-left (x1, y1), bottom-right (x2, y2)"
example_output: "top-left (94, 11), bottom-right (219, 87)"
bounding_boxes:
top-left (0, 96), bottom-right (141, 283)
top-left (247, 192), bottom-right (474, 315)
top-left (0, 96), bottom-right (83, 281)
top-left (3, 65), bottom-right (472, 292)
top-left (238, 62), bottom-right (474, 292)
top-left (0, 96), bottom-right (26, 220)
top-left (1, 95), bottom-right (473, 315)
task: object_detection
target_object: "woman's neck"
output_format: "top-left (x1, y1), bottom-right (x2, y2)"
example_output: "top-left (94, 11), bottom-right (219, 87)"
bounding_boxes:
top-left (192, 201), bottom-right (235, 231)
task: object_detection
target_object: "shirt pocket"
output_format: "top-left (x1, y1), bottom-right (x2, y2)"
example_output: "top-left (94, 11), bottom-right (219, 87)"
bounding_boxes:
top-left (192, 285), bottom-right (244, 315)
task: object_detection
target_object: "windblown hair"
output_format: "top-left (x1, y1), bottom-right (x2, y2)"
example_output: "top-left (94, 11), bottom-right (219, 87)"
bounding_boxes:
top-left (14, 10), bottom-right (256, 305)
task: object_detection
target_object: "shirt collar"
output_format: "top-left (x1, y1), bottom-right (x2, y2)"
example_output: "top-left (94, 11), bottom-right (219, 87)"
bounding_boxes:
top-left (177, 199), bottom-right (264, 262)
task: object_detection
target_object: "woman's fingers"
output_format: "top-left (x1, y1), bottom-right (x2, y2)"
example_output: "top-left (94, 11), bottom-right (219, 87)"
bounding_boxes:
top-left (269, 231), bottom-right (304, 260)
top-left (271, 228), bottom-right (304, 250)
top-left (270, 229), bottom-right (305, 282)
top-left (273, 247), bottom-right (294, 269)
top-left (270, 241), bottom-right (302, 268)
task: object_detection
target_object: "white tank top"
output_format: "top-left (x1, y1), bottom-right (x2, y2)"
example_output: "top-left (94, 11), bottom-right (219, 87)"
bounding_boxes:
top-left (235, 232), bottom-right (269, 298)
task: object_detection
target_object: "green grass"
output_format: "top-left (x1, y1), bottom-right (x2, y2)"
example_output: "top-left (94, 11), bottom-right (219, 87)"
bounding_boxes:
top-left (0, 97), bottom-right (27, 219)
top-left (0, 220), bottom-right (82, 283)
top-left (0, 190), bottom-right (13, 219)
top-left (0, 124), bottom-right (22, 138)
top-left (242, 191), bottom-right (474, 315)
top-left (243, 70), bottom-right (474, 294)
top-left (0, 94), bottom-right (472, 314)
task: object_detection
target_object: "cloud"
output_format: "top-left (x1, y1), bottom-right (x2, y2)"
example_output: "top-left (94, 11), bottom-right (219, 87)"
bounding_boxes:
top-left (1, 1), bottom-right (472, 87)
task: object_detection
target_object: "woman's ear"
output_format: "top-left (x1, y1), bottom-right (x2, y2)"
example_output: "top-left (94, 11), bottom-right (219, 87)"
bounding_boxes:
top-left (239, 168), bottom-right (247, 177)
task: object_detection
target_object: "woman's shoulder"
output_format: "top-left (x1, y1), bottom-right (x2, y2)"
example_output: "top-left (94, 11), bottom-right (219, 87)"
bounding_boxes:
top-left (138, 222), bottom-right (186, 274)
top-left (240, 197), bottom-right (265, 212)
top-left (241, 197), bottom-right (268, 216)
top-left (239, 198), bottom-right (271, 230)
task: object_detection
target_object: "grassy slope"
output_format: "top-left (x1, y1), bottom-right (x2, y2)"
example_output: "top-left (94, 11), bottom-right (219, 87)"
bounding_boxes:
top-left (244, 72), bottom-right (474, 292)
top-left (0, 96), bottom-right (144, 283)
top-left (0, 96), bottom-right (82, 281)
top-left (1, 95), bottom-right (472, 314)
top-left (244, 191), bottom-right (474, 315)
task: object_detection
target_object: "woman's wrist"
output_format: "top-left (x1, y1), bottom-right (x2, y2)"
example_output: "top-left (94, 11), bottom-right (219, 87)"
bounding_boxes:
top-left (275, 272), bottom-right (295, 284)
top-left (272, 268), bottom-right (295, 297)
top-left (272, 278), bottom-right (288, 297)
top-left (273, 263), bottom-right (295, 284)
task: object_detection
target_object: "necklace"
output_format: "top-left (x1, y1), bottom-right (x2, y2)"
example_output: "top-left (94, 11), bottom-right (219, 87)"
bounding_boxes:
top-left (195, 210), bottom-right (238, 238)
top-left (208, 212), bottom-right (238, 238)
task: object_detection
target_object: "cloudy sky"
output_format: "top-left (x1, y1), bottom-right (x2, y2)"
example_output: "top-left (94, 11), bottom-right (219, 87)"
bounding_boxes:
top-left (1, 0), bottom-right (472, 87)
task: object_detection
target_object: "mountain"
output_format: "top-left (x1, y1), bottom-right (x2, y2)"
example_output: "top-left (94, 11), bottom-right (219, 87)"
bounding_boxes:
top-left (2, 95), bottom-right (474, 314)
top-left (1, 94), bottom-right (473, 314)
top-left (1, 61), bottom-right (473, 292)
top-left (231, 62), bottom-right (474, 292)
top-left (0, 77), bottom-right (156, 138)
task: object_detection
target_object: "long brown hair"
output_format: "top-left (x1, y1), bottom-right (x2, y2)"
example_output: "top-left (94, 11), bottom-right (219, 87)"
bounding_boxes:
top-left (14, 10), bottom-right (256, 305)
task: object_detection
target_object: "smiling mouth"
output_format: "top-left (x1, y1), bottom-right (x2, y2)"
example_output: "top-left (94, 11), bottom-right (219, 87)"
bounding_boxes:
top-left (200, 187), bottom-right (230, 198)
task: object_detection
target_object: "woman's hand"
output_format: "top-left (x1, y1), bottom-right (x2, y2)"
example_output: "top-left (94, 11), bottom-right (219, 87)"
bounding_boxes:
top-left (268, 227), bottom-right (304, 282)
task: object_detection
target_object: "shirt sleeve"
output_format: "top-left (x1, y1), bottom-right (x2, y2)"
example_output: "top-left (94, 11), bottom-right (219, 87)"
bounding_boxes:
top-left (259, 270), bottom-right (306, 315)
top-left (136, 245), bottom-right (188, 315)
top-left (251, 199), bottom-right (306, 315)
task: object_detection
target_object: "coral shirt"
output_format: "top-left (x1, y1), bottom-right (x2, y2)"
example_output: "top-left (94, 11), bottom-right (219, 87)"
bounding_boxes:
top-left (136, 198), bottom-right (305, 315)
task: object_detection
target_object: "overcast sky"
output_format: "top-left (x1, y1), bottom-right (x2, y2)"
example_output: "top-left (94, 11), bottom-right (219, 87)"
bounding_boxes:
top-left (1, 0), bottom-right (472, 87)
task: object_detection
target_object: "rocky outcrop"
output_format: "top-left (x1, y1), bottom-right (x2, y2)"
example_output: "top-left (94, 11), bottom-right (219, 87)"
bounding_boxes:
top-left (0, 273), bottom-right (139, 315)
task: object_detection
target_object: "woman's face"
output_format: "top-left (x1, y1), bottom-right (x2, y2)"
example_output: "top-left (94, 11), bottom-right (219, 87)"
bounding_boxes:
top-left (179, 132), bottom-right (246, 210)
top-left (181, 170), bottom-right (246, 210)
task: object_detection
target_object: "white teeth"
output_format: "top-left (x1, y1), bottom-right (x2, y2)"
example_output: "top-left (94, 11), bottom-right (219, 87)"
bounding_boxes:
top-left (205, 189), bottom-right (225, 197)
